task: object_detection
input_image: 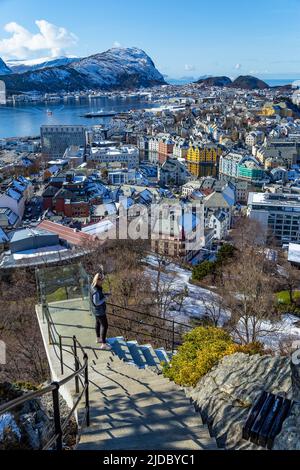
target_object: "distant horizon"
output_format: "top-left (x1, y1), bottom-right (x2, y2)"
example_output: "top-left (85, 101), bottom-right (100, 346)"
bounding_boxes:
top-left (3, 48), bottom-right (300, 83)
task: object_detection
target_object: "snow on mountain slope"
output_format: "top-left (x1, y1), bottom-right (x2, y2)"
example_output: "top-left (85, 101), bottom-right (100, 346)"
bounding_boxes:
top-left (0, 58), bottom-right (11, 75)
top-left (8, 56), bottom-right (80, 74)
top-left (2, 47), bottom-right (165, 93)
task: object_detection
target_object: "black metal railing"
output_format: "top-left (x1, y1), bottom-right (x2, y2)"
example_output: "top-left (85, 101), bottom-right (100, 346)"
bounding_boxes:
top-left (0, 303), bottom-right (90, 451)
top-left (0, 353), bottom-right (89, 451)
top-left (106, 301), bottom-right (193, 353)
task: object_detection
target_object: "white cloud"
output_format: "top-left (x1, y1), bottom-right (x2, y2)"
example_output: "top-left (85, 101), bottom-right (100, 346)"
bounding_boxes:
top-left (0, 19), bottom-right (78, 60)
top-left (184, 64), bottom-right (196, 72)
top-left (235, 63), bottom-right (242, 70)
top-left (113, 41), bottom-right (122, 48)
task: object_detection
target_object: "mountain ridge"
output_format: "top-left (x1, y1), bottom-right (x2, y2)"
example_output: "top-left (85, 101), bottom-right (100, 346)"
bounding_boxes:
top-left (0, 57), bottom-right (12, 76)
top-left (0, 47), bottom-right (166, 93)
top-left (7, 56), bottom-right (80, 74)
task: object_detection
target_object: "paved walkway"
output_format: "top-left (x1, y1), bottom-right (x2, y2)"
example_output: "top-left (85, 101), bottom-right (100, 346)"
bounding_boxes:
top-left (36, 298), bottom-right (218, 450)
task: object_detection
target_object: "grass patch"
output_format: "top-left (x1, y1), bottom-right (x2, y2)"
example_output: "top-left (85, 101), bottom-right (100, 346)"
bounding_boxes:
top-left (46, 287), bottom-right (68, 303)
top-left (276, 290), bottom-right (300, 304)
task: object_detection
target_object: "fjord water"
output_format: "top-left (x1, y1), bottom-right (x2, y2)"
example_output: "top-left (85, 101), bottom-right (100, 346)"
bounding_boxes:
top-left (0, 96), bottom-right (157, 138)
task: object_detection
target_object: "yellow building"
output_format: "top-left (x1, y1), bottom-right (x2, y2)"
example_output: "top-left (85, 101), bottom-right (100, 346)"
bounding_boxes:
top-left (261, 102), bottom-right (294, 118)
top-left (261, 103), bottom-right (277, 116)
top-left (186, 144), bottom-right (223, 177)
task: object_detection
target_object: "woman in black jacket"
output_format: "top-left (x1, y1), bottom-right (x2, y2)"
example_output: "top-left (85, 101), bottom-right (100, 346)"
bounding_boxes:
top-left (90, 271), bottom-right (111, 350)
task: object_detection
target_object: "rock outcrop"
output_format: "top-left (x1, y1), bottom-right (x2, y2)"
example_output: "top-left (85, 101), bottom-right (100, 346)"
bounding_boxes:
top-left (0, 382), bottom-right (50, 449)
top-left (185, 353), bottom-right (300, 450)
top-left (231, 75), bottom-right (269, 90)
top-left (0, 382), bottom-right (77, 449)
top-left (196, 76), bottom-right (232, 87)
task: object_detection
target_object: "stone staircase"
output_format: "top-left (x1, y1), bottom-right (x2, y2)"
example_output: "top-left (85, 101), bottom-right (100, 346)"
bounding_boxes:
top-left (77, 336), bottom-right (217, 450)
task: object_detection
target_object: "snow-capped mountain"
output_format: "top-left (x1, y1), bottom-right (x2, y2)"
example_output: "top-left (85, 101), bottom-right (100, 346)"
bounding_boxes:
top-left (1, 47), bottom-right (165, 93)
top-left (7, 56), bottom-right (80, 74)
top-left (0, 58), bottom-right (11, 75)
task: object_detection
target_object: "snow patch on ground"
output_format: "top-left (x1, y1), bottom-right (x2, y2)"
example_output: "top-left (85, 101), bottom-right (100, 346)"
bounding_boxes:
top-left (0, 413), bottom-right (21, 441)
top-left (145, 255), bottom-right (300, 350)
top-left (145, 255), bottom-right (229, 324)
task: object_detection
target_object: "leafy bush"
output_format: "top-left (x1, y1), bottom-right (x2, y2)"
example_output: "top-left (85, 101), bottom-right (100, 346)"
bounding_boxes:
top-left (216, 243), bottom-right (236, 263)
top-left (192, 261), bottom-right (217, 281)
top-left (192, 243), bottom-right (235, 282)
top-left (163, 326), bottom-right (263, 387)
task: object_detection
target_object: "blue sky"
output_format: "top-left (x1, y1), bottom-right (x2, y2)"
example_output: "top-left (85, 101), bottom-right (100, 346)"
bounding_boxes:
top-left (0, 0), bottom-right (300, 78)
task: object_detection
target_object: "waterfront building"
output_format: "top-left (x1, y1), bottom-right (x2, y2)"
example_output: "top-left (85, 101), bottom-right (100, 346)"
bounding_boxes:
top-left (41, 125), bottom-right (87, 159)
top-left (0, 80), bottom-right (6, 105)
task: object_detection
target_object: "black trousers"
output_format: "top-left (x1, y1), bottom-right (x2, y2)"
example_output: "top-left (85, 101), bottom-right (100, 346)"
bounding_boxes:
top-left (95, 314), bottom-right (108, 343)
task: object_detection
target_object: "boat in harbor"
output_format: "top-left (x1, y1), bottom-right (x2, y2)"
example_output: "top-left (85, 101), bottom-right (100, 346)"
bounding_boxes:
top-left (46, 109), bottom-right (53, 115)
top-left (82, 110), bottom-right (117, 118)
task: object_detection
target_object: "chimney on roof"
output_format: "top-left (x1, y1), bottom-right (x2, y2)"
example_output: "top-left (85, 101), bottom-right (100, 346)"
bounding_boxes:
top-left (66, 172), bottom-right (74, 183)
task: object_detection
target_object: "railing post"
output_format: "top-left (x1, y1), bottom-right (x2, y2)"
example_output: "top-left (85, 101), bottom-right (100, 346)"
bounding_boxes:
top-left (52, 382), bottom-right (63, 451)
top-left (59, 335), bottom-right (64, 375)
top-left (48, 316), bottom-right (52, 345)
top-left (41, 300), bottom-right (45, 323)
top-left (73, 336), bottom-right (79, 394)
top-left (84, 354), bottom-right (90, 427)
top-left (172, 320), bottom-right (175, 354)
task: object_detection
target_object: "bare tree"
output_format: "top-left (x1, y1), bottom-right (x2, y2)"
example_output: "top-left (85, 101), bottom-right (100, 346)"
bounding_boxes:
top-left (202, 296), bottom-right (225, 327)
top-left (220, 248), bottom-right (279, 344)
top-left (281, 259), bottom-right (300, 305)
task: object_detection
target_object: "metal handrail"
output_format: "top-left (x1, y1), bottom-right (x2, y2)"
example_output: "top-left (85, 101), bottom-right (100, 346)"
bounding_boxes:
top-left (106, 301), bottom-right (193, 330)
top-left (0, 354), bottom-right (89, 451)
top-left (0, 302), bottom-right (90, 451)
top-left (0, 358), bottom-right (87, 415)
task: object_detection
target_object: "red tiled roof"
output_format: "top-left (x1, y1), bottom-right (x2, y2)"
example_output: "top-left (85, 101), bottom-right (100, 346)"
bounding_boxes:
top-left (37, 220), bottom-right (93, 246)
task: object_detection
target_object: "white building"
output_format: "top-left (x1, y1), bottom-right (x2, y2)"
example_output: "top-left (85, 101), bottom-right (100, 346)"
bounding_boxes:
top-left (208, 210), bottom-right (230, 240)
top-left (159, 158), bottom-right (189, 187)
top-left (63, 146), bottom-right (85, 167)
top-left (0, 176), bottom-right (33, 221)
top-left (108, 169), bottom-right (141, 185)
top-left (173, 138), bottom-right (189, 158)
top-left (245, 131), bottom-right (264, 147)
top-left (0, 80), bottom-right (6, 105)
top-left (248, 192), bottom-right (300, 244)
top-left (182, 181), bottom-right (203, 197)
top-left (88, 145), bottom-right (139, 169)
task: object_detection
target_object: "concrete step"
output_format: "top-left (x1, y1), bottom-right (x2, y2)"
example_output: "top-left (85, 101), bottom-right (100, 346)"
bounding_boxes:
top-left (88, 406), bottom-right (204, 430)
top-left (126, 341), bottom-right (148, 368)
top-left (106, 337), bottom-right (135, 363)
top-left (139, 344), bottom-right (161, 367)
top-left (89, 366), bottom-right (180, 389)
top-left (82, 418), bottom-right (207, 438)
top-left (88, 390), bottom-right (191, 411)
top-left (78, 425), bottom-right (217, 450)
top-left (154, 347), bottom-right (170, 364)
top-left (88, 380), bottom-right (183, 398)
